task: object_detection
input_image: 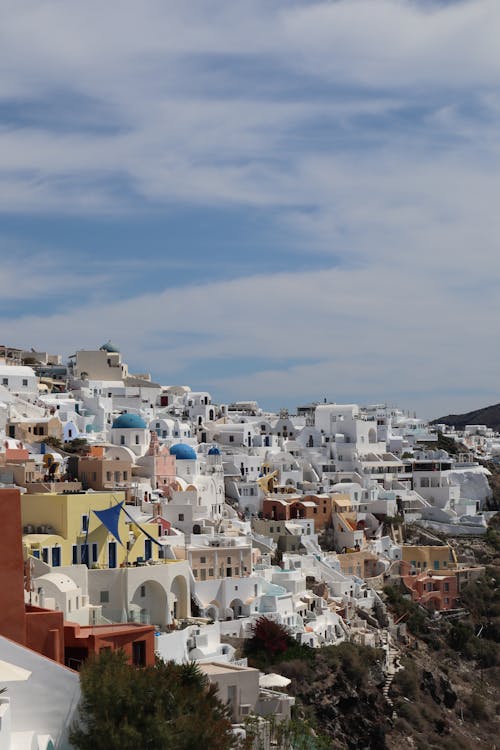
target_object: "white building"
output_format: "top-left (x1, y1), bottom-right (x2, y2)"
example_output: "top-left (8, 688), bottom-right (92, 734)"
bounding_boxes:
top-left (0, 365), bottom-right (38, 399)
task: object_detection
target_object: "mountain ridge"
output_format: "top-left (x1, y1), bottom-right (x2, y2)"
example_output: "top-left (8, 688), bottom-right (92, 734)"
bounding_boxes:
top-left (431, 402), bottom-right (500, 432)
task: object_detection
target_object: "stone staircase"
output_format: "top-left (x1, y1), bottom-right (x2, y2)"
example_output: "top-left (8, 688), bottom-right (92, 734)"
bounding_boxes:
top-left (382, 638), bottom-right (402, 717)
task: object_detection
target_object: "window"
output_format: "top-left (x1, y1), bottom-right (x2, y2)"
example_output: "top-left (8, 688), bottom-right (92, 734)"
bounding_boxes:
top-left (120, 435), bottom-right (125, 445)
top-left (72, 545), bottom-right (78, 564)
top-left (100, 590), bottom-right (109, 603)
top-left (135, 435), bottom-right (140, 444)
top-left (200, 569), bottom-right (206, 581)
top-left (444, 582), bottom-right (449, 592)
top-left (229, 435), bottom-right (234, 442)
top-left (22, 379), bottom-right (28, 387)
top-left (42, 547), bottom-right (49, 563)
top-left (193, 569), bottom-right (198, 578)
top-left (106, 471), bottom-right (112, 481)
top-left (123, 471), bottom-right (128, 480)
top-left (2, 378), bottom-right (8, 385)
top-left (178, 513), bottom-right (184, 522)
top-left (208, 568), bottom-right (214, 577)
top-left (140, 585), bottom-right (146, 597)
top-left (92, 543), bottom-right (98, 563)
top-left (235, 567), bottom-right (239, 576)
top-left (200, 556), bottom-right (206, 564)
top-left (227, 556), bottom-right (231, 563)
top-left (81, 514), bottom-right (89, 532)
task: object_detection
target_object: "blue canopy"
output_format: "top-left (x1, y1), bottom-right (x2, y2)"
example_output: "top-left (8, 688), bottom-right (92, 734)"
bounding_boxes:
top-left (93, 502), bottom-right (124, 546)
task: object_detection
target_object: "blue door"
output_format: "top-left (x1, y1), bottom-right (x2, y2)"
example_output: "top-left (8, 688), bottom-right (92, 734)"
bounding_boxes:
top-left (108, 541), bottom-right (117, 568)
top-left (80, 544), bottom-right (90, 566)
top-left (51, 547), bottom-right (61, 567)
top-left (144, 539), bottom-right (152, 561)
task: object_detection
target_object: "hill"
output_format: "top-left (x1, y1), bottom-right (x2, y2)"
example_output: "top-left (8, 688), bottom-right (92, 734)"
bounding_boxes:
top-left (431, 402), bottom-right (500, 432)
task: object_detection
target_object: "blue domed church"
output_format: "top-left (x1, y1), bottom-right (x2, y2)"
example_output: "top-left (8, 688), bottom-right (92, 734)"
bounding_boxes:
top-left (111, 412), bottom-right (149, 456)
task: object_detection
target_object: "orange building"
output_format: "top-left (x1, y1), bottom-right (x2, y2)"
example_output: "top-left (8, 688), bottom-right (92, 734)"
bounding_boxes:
top-left (402, 571), bottom-right (459, 611)
top-left (64, 621), bottom-right (155, 669)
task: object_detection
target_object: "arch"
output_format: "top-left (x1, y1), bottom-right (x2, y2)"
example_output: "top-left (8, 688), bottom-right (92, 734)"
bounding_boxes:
top-left (170, 574), bottom-right (189, 619)
top-left (130, 579), bottom-right (168, 627)
top-left (229, 597), bottom-right (244, 618)
top-left (205, 602), bottom-right (219, 621)
top-left (192, 523), bottom-right (201, 534)
top-left (209, 409), bottom-right (214, 421)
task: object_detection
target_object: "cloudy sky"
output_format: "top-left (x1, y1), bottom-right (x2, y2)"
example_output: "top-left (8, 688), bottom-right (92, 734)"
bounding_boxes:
top-left (1, 0), bottom-right (499, 417)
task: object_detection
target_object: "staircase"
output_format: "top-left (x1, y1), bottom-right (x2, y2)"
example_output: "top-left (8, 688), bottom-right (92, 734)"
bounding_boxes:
top-left (382, 638), bottom-right (402, 716)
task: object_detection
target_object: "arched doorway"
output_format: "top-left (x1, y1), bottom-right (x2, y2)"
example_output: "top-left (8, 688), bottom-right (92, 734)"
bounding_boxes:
top-left (229, 598), bottom-right (244, 618)
top-left (170, 574), bottom-right (189, 619)
top-left (130, 580), bottom-right (168, 627)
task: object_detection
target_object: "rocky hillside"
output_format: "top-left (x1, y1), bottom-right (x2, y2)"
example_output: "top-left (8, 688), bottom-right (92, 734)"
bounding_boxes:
top-left (431, 402), bottom-right (500, 432)
top-left (241, 530), bottom-right (500, 749)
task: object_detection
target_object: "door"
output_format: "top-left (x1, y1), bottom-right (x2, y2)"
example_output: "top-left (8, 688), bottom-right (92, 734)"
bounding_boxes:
top-left (108, 541), bottom-right (117, 568)
top-left (144, 539), bottom-right (152, 561)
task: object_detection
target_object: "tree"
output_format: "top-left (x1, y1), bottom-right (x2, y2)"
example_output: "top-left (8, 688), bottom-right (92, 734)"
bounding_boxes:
top-left (70, 650), bottom-right (237, 750)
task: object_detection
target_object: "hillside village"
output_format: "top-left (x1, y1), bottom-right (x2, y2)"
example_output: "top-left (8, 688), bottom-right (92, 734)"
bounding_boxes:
top-left (0, 342), bottom-right (499, 749)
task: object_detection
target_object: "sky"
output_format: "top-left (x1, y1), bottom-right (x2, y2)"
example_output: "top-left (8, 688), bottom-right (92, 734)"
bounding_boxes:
top-left (0, 0), bottom-right (499, 418)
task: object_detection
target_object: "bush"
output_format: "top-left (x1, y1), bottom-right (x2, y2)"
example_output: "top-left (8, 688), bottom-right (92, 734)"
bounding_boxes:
top-left (70, 650), bottom-right (237, 750)
top-left (392, 659), bottom-right (419, 700)
top-left (247, 617), bottom-right (291, 657)
top-left (383, 585), bottom-right (429, 636)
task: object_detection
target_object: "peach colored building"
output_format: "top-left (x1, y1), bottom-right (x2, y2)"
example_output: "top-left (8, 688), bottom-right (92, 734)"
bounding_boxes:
top-left (77, 452), bottom-right (133, 492)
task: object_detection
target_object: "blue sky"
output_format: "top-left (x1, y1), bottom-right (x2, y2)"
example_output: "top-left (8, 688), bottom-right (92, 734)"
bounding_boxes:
top-left (1, 0), bottom-right (499, 418)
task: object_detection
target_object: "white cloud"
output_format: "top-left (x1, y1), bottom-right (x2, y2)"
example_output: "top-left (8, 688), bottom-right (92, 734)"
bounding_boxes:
top-left (0, 1), bottom-right (499, 416)
top-left (3, 259), bottom-right (499, 416)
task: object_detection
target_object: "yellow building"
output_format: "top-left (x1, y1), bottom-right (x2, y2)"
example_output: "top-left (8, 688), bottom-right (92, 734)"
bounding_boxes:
top-left (22, 491), bottom-right (162, 569)
top-left (401, 544), bottom-right (458, 572)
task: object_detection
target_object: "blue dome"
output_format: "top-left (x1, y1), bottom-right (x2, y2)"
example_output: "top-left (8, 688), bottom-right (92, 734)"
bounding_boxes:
top-left (208, 446), bottom-right (221, 455)
top-left (169, 443), bottom-right (197, 460)
top-left (100, 340), bottom-right (120, 353)
top-left (112, 413), bottom-right (147, 429)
